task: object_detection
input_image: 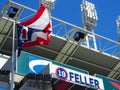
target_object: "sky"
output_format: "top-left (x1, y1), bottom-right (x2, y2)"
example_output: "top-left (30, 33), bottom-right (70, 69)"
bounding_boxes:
top-left (52, 0), bottom-right (120, 41)
top-left (0, 0), bottom-right (120, 41)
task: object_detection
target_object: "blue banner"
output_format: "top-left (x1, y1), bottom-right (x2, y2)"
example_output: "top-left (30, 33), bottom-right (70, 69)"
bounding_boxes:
top-left (17, 51), bottom-right (88, 75)
top-left (17, 52), bottom-right (51, 75)
top-left (95, 74), bottom-right (120, 90)
top-left (29, 55), bottom-right (51, 74)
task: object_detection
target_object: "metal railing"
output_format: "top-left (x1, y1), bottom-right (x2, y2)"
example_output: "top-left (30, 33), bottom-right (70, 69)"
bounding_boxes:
top-left (51, 17), bottom-right (120, 59)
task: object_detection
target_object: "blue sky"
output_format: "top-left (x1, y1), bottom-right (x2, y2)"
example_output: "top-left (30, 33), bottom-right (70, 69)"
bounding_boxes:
top-left (0, 0), bottom-right (120, 41)
top-left (52, 0), bottom-right (120, 41)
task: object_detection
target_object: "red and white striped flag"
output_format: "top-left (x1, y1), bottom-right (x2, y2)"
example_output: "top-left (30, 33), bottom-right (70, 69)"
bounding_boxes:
top-left (17, 4), bottom-right (52, 56)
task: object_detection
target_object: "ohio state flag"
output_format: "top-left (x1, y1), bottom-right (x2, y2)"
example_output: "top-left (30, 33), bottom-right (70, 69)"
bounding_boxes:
top-left (17, 4), bottom-right (52, 56)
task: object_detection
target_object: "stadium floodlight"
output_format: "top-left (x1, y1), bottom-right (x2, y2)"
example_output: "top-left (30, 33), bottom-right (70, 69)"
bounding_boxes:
top-left (73, 31), bottom-right (85, 41)
top-left (7, 6), bottom-right (19, 18)
top-left (116, 16), bottom-right (120, 42)
top-left (45, 0), bottom-right (55, 2)
top-left (1, 1), bottom-right (24, 20)
top-left (42, 0), bottom-right (55, 11)
top-left (81, 0), bottom-right (98, 30)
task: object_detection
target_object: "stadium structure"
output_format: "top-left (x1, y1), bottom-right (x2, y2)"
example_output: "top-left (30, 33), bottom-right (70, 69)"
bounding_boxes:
top-left (0, 0), bottom-right (120, 90)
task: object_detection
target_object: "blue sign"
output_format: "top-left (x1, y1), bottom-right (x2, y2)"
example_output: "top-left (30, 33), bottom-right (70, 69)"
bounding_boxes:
top-left (17, 52), bottom-right (51, 75)
top-left (17, 51), bottom-right (88, 75)
top-left (56, 67), bottom-right (68, 80)
top-left (29, 56), bottom-right (51, 74)
top-left (96, 74), bottom-right (120, 90)
top-left (17, 52), bottom-right (29, 75)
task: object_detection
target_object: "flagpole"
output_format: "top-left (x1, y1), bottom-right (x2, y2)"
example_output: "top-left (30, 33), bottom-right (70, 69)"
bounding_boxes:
top-left (10, 20), bottom-right (15, 90)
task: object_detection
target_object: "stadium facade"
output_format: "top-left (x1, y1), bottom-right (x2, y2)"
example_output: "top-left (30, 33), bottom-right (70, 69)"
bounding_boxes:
top-left (0, 0), bottom-right (120, 90)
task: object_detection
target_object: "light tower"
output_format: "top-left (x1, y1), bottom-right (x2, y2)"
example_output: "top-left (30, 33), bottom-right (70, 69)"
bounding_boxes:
top-left (80, 0), bottom-right (98, 49)
top-left (41, 0), bottom-right (55, 11)
top-left (116, 16), bottom-right (120, 42)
